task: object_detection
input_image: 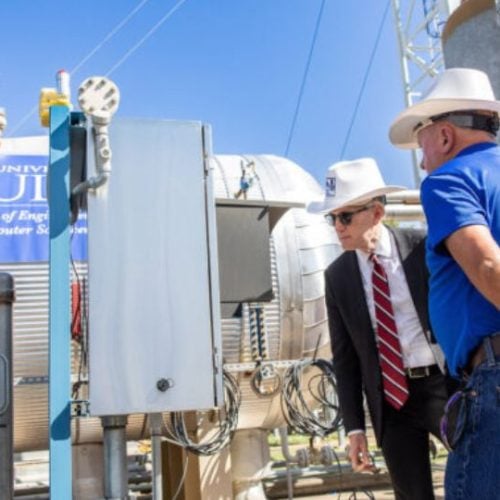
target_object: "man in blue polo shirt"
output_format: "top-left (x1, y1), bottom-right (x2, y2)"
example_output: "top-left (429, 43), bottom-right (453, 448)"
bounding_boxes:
top-left (389, 68), bottom-right (500, 499)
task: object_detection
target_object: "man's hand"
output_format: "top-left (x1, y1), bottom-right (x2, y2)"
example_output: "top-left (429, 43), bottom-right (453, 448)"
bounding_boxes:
top-left (347, 432), bottom-right (376, 473)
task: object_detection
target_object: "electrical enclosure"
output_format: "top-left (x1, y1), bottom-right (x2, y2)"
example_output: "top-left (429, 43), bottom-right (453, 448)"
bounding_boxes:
top-left (87, 119), bottom-right (222, 416)
top-left (216, 199), bottom-right (299, 318)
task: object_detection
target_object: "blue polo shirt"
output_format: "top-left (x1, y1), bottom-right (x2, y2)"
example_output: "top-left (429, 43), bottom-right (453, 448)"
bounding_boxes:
top-left (421, 142), bottom-right (500, 377)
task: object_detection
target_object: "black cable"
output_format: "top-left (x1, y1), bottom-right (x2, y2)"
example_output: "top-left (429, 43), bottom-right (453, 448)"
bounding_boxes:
top-left (164, 371), bottom-right (241, 456)
top-left (281, 358), bottom-right (342, 437)
top-left (339, 0), bottom-right (390, 160)
top-left (337, 488), bottom-right (375, 500)
top-left (330, 446), bottom-right (343, 474)
top-left (345, 490), bottom-right (375, 500)
top-left (70, 230), bottom-right (89, 400)
top-left (284, 0), bottom-right (327, 157)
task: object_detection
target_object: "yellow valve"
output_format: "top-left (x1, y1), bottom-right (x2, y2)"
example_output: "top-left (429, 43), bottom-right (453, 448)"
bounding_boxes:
top-left (39, 87), bottom-right (71, 127)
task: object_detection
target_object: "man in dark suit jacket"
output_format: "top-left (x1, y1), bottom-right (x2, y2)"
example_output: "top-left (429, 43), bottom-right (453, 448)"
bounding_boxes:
top-left (309, 158), bottom-right (449, 500)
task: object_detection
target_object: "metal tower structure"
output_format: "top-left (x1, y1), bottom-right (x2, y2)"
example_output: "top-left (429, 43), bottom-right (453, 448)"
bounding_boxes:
top-left (391, 0), bottom-right (459, 186)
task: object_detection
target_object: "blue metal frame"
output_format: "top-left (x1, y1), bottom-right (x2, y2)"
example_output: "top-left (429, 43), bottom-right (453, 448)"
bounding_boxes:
top-left (48, 105), bottom-right (72, 498)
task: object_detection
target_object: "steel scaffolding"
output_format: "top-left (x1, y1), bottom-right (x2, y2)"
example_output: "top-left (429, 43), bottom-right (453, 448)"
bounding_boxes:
top-left (390, 0), bottom-right (457, 185)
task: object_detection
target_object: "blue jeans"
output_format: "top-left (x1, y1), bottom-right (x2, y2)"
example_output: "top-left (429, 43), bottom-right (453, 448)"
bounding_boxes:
top-left (445, 337), bottom-right (500, 499)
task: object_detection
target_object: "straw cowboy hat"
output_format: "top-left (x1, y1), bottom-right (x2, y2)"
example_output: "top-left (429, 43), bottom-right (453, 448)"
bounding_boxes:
top-left (307, 158), bottom-right (405, 214)
top-left (390, 67), bottom-right (500, 149)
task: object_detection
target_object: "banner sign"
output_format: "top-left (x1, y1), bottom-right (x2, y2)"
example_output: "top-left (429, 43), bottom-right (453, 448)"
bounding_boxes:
top-left (0, 154), bottom-right (87, 262)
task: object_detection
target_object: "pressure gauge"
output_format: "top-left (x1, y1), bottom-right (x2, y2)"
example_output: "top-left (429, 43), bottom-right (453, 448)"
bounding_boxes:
top-left (78, 77), bottom-right (120, 118)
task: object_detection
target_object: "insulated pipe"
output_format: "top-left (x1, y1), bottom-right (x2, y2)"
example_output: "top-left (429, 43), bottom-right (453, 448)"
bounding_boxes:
top-left (385, 204), bottom-right (424, 221)
top-left (231, 429), bottom-right (271, 499)
top-left (101, 415), bottom-right (128, 500)
top-left (386, 189), bottom-right (421, 204)
top-left (0, 273), bottom-right (15, 499)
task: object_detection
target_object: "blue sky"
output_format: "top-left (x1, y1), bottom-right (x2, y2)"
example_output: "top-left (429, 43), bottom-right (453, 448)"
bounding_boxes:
top-left (0, 0), bottom-right (421, 188)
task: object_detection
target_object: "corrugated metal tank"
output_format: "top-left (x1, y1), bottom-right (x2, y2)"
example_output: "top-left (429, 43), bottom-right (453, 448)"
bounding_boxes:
top-left (0, 138), bottom-right (340, 451)
top-left (442, 0), bottom-right (500, 97)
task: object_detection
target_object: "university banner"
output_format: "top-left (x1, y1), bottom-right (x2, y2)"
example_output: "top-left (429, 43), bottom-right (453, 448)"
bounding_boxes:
top-left (0, 154), bottom-right (87, 262)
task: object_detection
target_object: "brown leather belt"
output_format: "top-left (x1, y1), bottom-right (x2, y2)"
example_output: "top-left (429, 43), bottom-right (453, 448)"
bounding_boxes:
top-left (467, 334), bottom-right (500, 374)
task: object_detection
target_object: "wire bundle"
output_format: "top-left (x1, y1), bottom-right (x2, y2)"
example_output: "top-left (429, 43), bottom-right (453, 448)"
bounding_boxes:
top-left (163, 370), bottom-right (241, 456)
top-left (70, 249), bottom-right (89, 402)
top-left (281, 358), bottom-right (342, 437)
top-left (250, 364), bottom-right (282, 398)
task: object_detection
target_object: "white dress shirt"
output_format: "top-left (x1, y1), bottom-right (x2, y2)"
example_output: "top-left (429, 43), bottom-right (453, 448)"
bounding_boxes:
top-left (355, 226), bottom-right (436, 369)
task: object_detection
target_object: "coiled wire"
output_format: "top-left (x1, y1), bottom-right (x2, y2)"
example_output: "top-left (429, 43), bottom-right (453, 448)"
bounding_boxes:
top-left (163, 370), bottom-right (241, 456)
top-left (281, 358), bottom-right (342, 437)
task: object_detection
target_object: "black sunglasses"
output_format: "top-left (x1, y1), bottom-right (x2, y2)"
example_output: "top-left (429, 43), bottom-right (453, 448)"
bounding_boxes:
top-left (324, 203), bottom-right (374, 226)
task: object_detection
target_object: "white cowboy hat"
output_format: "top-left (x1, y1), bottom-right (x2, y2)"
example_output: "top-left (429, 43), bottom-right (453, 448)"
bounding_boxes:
top-left (307, 158), bottom-right (405, 214)
top-left (390, 68), bottom-right (500, 149)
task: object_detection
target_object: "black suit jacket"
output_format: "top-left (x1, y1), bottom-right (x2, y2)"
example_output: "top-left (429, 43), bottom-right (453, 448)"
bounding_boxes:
top-left (324, 226), bottom-right (439, 445)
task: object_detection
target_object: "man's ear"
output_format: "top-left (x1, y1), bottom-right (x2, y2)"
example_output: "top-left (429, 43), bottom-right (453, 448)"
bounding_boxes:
top-left (373, 203), bottom-right (385, 224)
top-left (441, 124), bottom-right (455, 154)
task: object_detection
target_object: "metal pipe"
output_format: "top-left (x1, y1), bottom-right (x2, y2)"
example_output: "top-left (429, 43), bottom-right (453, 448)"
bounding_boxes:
top-left (101, 415), bottom-right (128, 500)
top-left (0, 273), bottom-right (15, 499)
top-left (149, 413), bottom-right (163, 500)
top-left (73, 117), bottom-right (112, 194)
top-left (278, 427), bottom-right (296, 463)
top-left (385, 204), bottom-right (424, 221)
top-left (277, 427), bottom-right (296, 500)
top-left (49, 104), bottom-right (73, 499)
top-left (72, 171), bottom-right (110, 194)
top-left (386, 189), bottom-right (421, 204)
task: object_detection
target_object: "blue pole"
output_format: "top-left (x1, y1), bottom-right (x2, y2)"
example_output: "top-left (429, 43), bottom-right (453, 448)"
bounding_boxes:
top-left (48, 104), bottom-right (72, 499)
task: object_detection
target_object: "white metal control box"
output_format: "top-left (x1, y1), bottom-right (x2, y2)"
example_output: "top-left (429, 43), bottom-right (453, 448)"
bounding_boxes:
top-left (87, 119), bottom-right (222, 416)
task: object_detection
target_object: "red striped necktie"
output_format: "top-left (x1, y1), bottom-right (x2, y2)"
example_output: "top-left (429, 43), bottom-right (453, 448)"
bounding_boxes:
top-left (370, 253), bottom-right (409, 410)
